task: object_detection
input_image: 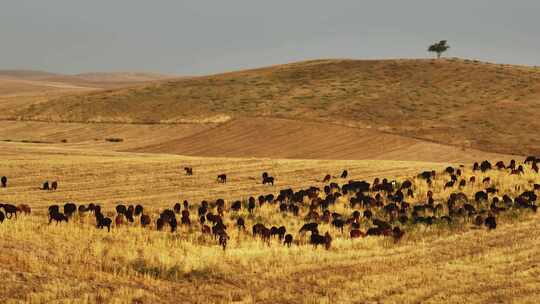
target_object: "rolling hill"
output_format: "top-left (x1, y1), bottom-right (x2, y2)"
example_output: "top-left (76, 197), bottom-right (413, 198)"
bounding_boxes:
top-left (9, 58), bottom-right (540, 156)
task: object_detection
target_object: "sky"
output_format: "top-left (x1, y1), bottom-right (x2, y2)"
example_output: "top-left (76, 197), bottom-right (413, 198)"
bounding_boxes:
top-left (1, 0), bottom-right (539, 75)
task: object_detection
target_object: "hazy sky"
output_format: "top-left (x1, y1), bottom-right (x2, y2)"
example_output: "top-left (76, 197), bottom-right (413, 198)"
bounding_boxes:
top-left (1, 0), bottom-right (539, 75)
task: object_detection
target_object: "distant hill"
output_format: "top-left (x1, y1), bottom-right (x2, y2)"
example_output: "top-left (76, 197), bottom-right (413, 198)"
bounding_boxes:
top-left (0, 69), bottom-right (178, 98)
top-left (9, 58), bottom-right (540, 155)
top-left (0, 69), bottom-right (62, 80)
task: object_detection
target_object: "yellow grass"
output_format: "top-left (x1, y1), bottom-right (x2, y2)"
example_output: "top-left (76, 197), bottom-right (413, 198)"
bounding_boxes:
top-left (1, 143), bottom-right (539, 303)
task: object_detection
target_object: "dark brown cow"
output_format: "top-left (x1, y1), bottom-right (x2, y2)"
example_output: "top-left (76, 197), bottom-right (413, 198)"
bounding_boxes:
top-left (322, 174), bottom-right (331, 183)
top-left (350, 229), bottom-right (365, 239)
top-left (17, 204), bottom-right (31, 215)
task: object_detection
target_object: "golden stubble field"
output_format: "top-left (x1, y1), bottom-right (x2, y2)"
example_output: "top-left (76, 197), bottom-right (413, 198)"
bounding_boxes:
top-left (1, 142), bottom-right (540, 303)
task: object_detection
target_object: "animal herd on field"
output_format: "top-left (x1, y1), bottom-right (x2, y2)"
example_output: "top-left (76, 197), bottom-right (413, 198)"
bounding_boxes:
top-left (1, 156), bottom-right (540, 251)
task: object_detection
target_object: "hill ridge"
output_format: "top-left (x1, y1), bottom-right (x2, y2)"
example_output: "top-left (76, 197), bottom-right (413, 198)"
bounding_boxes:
top-left (8, 58), bottom-right (540, 155)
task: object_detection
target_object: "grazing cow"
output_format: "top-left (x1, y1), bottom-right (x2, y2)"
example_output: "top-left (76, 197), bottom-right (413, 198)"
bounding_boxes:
top-left (373, 218), bottom-right (391, 230)
top-left (331, 218), bottom-right (345, 234)
top-left (252, 223), bottom-right (267, 237)
top-left (392, 227), bottom-right (405, 243)
top-left (322, 174), bottom-right (331, 183)
top-left (173, 203), bottom-right (181, 214)
top-left (48, 205), bottom-right (60, 216)
top-left (64, 203), bottom-right (77, 218)
top-left (181, 210), bottom-right (191, 225)
top-left (366, 227), bottom-right (391, 236)
top-left (480, 160), bottom-right (492, 172)
top-left (484, 214), bottom-right (496, 230)
top-left (401, 180), bottom-right (412, 190)
top-left (160, 210), bottom-right (177, 233)
top-left (262, 176), bottom-right (274, 185)
top-left (350, 229), bottom-right (365, 239)
top-left (212, 222), bottom-right (227, 239)
top-left (140, 214), bottom-right (151, 227)
top-left (1, 176), bottom-right (7, 188)
top-left (135, 205), bottom-right (144, 216)
top-left (231, 201), bottom-right (242, 212)
top-left (42, 181), bottom-right (49, 190)
top-left (17, 204), bottom-right (31, 215)
top-left (284, 234), bottom-right (293, 247)
top-left (218, 231), bottom-right (229, 250)
top-left (418, 171), bottom-right (434, 180)
top-left (310, 232), bottom-right (332, 250)
top-left (49, 212), bottom-right (68, 224)
top-left (248, 197), bottom-right (256, 214)
top-left (236, 217), bottom-right (245, 230)
top-left (525, 156), bottom-right (538, 164)
top-left (277, 226), bottom-right (286, 240)
top-left (2, 204), bottom-right (17, 219)
top-left (459, 179), bottom-right (466, 188)
top-left (156, 218), bottom-right (165, 231)
top-left (340, 170), bottom-right (348, 179)
top-left (444, 181), bottom-right (455, 189)
top-left (96, 214), bottom-right (112, 232)
top-left (125, 208), bottom-right (134, 223)
top-left (78, 205), bottom-right (89, 215)
top-left (115, 214), bottom-right (125, 227)
top-left (197, 225), bottom-right (209, 236)
top-left (299, 222), bottom-right (318, 234)
top-left (184, 167), bottom-right (193, 176)
top-left (51, 181), bottom-right (58, 191)
top-left (217, 174), bottom-right (227, 183)
top-left (474, 215), bottom-right (484, 227)
top-left (475, 191), bottom-right (488, 202)
top-left (116, 204), bottom-right (127, 215)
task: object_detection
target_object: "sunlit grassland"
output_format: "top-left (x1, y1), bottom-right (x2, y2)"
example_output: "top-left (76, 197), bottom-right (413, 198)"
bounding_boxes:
top-left (1, 143), bottom-right (540, 303)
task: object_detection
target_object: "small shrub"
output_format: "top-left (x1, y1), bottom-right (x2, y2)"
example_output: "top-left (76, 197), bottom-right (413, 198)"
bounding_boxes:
top-left (105, 138), bottom-right (124, 143)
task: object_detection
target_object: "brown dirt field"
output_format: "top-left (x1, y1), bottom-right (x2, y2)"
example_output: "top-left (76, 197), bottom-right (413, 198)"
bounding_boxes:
top-left (0, 118), bottom-right (517, 163)
top-left (0, 120), bottom-right (214, 151)
top-left (133, 117), bottom-right (516, 163)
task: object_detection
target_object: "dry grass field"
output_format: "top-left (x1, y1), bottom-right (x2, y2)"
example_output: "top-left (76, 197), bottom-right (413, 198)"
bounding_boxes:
top-left (1, 142), bottom-right (539, 303)
top-left (1, 59), bottom-right (540, 303)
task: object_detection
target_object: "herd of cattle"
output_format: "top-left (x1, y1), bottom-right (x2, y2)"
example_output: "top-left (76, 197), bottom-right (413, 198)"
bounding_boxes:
top-left (1, 156), bottom-right (540, 250)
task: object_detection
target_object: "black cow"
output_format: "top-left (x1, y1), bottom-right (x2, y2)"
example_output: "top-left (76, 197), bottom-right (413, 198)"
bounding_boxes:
top-left (2, 204), bottom-right (17, 219)
top-left (217, 174), bottom-right (227, 183)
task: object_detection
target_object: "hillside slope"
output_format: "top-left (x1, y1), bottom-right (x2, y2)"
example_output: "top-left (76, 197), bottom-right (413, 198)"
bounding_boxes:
top-left (134, 117), bottom-right (513, 162)
top-left (10, 58), bottom-right (540, 155)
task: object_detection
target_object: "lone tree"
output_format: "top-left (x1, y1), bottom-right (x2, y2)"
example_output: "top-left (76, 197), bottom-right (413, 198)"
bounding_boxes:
top-left (428, 40), bottom-right (450, 58)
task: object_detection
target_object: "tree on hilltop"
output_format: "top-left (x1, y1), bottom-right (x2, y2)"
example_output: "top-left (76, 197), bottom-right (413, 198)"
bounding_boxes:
top-left (428, 40), bottom-right (450, 59)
